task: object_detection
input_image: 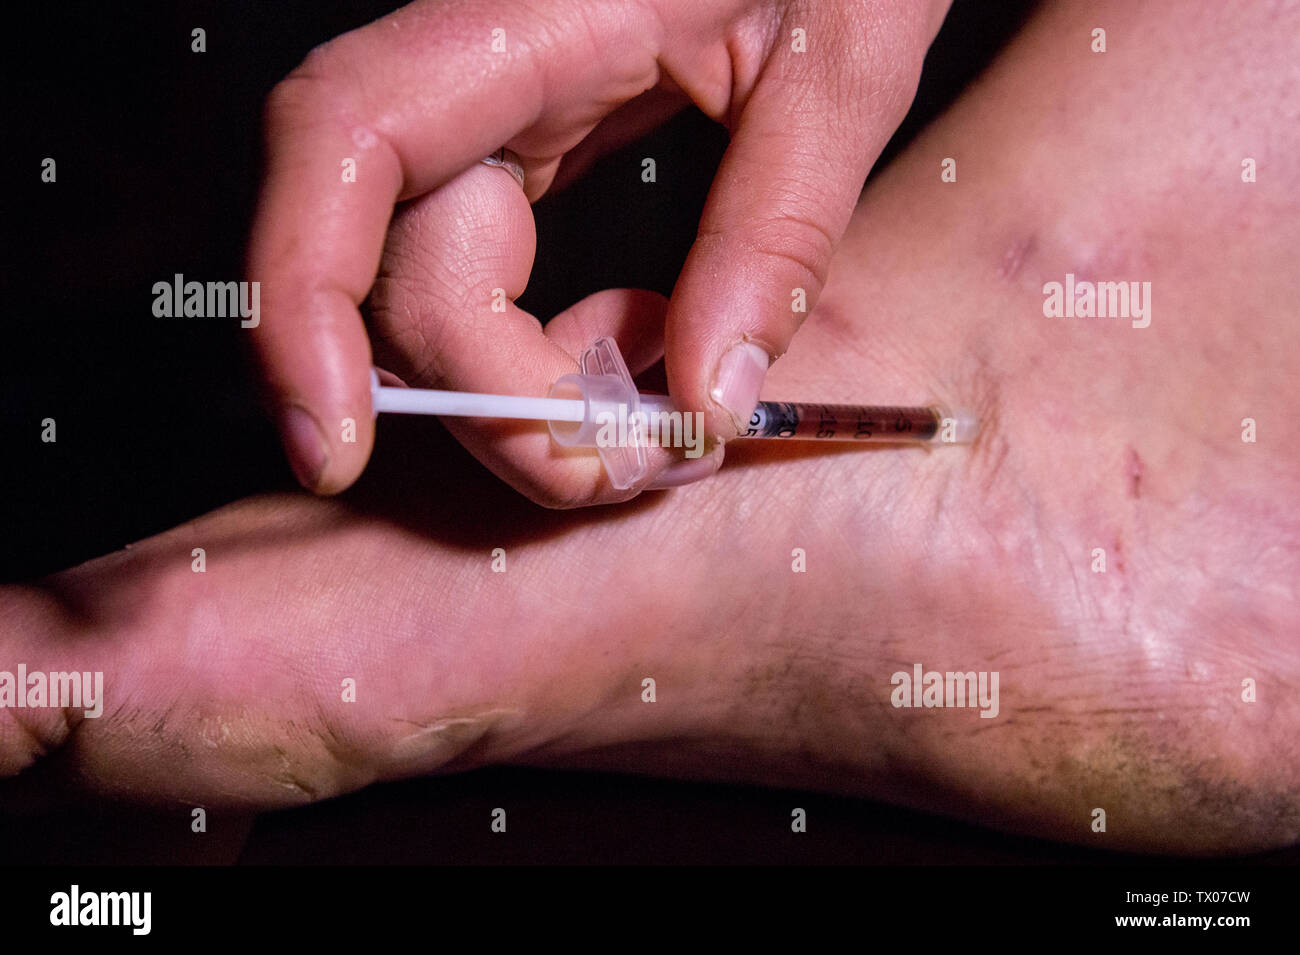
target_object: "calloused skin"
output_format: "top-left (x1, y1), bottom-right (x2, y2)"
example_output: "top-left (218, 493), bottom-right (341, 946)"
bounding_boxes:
top-left (3, 0), bottom-right (1298, 855)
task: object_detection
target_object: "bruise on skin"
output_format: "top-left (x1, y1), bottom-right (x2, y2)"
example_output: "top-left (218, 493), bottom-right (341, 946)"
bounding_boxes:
top-left (997, 234), bottom-right (1037, 282)
top-left (916, 686), bottom-right (1300, 854)
top-left (1125, 445), bottom-right (1143, 500)
top-left (1039, 721), bottom-right (1300, 854)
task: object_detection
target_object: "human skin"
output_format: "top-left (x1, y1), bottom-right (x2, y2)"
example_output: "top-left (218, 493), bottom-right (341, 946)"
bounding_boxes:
top-left (249, 0), bottom-right (951, 501)
top-left (3, 0), bottom-right (1297, 855)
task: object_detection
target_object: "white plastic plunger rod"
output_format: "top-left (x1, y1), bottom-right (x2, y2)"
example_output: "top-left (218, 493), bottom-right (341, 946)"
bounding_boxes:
top-left (372, 384), bottom-right (586, 422)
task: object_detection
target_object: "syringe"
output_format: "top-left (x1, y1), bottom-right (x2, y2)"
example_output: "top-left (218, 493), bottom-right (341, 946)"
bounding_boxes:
top-left (374, 389), bottom-right (972, 442)
top-left (371, 337), bottom-right (977, 488)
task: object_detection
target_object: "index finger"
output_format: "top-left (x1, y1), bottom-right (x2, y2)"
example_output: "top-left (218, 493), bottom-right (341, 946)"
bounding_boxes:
top-left (245, 0), bottom-right (662, 492)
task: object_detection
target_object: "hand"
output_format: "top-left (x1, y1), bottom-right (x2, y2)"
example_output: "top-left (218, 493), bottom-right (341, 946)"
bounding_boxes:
top-left (246, 0), bottom-right (951, 504)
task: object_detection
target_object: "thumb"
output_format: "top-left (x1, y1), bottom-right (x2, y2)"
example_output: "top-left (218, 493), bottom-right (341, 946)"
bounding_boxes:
top-left (664, 12), bottom-right (927, 437)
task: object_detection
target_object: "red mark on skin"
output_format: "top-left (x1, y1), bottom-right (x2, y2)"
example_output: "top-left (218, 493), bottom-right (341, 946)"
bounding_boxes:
top-left (1126, 445), bottom-right (1143, 499)
top-left (997, 235), bottom-right (1036, 281)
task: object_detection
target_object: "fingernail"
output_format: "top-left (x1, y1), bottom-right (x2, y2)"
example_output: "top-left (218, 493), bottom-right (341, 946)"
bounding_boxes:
top-left (710, 342), bottom-right (770, 432)
top-left (281, 404), bottom-right (329, 490)
top-left (646, 446), bottom-right (724, 490)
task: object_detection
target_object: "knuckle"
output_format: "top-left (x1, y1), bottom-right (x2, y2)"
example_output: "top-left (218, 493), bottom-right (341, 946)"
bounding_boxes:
top-left (262, 74), bottom-right (325, 133)
top-left (755, 209), bottom-right (838, 284)
top-left (262, 46), bottom-right (354, 133)
top-left (702, 205), bottom-right (837, 293)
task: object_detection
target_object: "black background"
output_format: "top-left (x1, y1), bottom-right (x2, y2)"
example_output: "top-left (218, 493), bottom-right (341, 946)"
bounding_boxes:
top-left (5, 0), bottom-right (1295, 865)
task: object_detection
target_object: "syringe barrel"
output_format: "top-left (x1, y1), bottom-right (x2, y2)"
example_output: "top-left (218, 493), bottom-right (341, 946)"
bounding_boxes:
top-left (741, 402), bottom-right (977, 444)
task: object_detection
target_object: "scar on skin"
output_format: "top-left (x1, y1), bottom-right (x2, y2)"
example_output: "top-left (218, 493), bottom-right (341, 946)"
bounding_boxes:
top-left (350, 125), bottom-right (379, 150)
top-left (997, 235), bottom-right (1036, 282)
top-left (1126, 445), bottom-right (1143, 499)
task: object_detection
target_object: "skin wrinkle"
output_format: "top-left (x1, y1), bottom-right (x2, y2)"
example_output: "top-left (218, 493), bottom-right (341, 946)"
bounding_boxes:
top-left (90, 691), bottom-right (365, 807)
top-left (369, 254), bottom-right (468, 385)
top-left (386, 709), bottom-right (525, 767)
top-left (0, 707), bottom-right (57, 775)
top-left (555, 2), bottom-right (662, 115)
